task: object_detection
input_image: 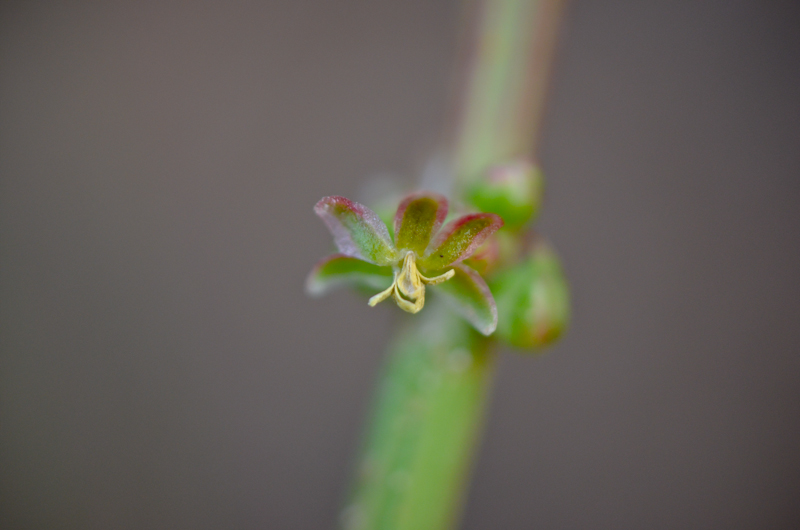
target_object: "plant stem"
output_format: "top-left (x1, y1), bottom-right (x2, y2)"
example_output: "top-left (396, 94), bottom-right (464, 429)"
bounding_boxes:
top-left (341, 305), bottom-right (493, 530)
top-left (450, 0), bottom-right (566, 187)
top-left (341, 1), bottom-right (565, 529)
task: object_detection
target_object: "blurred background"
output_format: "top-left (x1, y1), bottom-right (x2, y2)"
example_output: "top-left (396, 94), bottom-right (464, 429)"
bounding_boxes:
top-left (2, 1), bottom-right (799, 529)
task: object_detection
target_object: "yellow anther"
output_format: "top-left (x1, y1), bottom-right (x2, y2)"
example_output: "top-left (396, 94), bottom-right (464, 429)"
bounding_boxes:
top-left (367, 252), bottom-right (454, 314)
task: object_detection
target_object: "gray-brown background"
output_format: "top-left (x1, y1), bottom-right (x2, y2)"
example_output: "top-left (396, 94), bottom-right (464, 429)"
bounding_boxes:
top-left (2, 1), bottom-right (799, 529)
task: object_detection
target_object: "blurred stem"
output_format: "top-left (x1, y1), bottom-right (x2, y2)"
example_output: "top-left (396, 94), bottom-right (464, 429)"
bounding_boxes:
top-left (342, 1), bottom-right (565, 529)
top-left (450, 0), bottom-right (565, 188)
top-left (342, 305), bottom-right (493, 530)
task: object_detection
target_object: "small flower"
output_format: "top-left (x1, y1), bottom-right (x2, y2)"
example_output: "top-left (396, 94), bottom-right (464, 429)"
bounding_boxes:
top-left (307, 192), bottom-right (504, 335)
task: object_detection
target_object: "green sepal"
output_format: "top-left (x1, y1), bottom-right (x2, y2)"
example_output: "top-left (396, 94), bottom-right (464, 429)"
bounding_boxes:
top-left (433, 264), bottom-right (497, 336)
top-left (314, 196), bottom-right (398, 266)
top-left (491, 244), bottom-right (570, 349)
top-left (306, 254), bottom-right (393, 296)
top-left (394, 192), bottom-right (448, 255)
top-left (421, 213), bottom-right (503, 270)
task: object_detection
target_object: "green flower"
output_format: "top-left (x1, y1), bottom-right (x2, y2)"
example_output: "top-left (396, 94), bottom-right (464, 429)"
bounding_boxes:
top-left (307, 192), bottom-right (504, 335)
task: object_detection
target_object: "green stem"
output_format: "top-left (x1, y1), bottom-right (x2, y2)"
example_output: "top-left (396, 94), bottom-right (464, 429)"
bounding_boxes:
top-left (342, 1), bottom-right (565, 529)
top-left (341, 305), bottom-right (493, 530)
top-left (450, 0), bottom-right (565, 187)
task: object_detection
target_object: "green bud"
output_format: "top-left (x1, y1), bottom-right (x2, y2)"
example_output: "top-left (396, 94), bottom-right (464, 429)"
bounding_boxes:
top-left (467, 158), bottom-right (544, 230)
top-left (491, 244), bottom-right (569, 350)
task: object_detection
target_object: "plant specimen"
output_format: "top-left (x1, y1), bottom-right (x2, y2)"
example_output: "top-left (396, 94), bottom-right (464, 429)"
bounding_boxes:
top-left (309, 1), bottom-right (569, 528)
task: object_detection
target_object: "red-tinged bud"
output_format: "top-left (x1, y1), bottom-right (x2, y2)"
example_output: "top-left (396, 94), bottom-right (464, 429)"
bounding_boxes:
top-left (491, 244), bottom-right (569, 349)
top-left (467, 158), bottom-right (544, 230)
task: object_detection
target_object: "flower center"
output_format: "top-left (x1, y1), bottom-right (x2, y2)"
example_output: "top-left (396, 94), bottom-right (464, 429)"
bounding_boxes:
top-left (367, 251), bottom-right (455, 314)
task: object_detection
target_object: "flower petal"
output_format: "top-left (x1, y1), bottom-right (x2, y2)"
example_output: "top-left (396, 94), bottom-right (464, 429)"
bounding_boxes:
top-left (393, 191), bottom-right (448, 255)
top-left (434, 264), bottom-right (498, 336)
top-left (306, 254), bottom-right (393, 296)
top-left (421, 213), bottom-right (503, 269)
top-left (314, 196), bottom-right (398, 265)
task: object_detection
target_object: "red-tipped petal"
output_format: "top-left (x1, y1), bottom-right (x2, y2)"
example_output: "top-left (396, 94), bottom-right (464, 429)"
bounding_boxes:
top-left (434, 264), bottom-right (498, 336)
top-left (393, 191), bottom-right (448, 255)
top-left (306, 254), bottom-right (393, 296)
top-left (421, 213), bottom-right (503, 269)
top-left (314, 196), bottom-right (398, 266)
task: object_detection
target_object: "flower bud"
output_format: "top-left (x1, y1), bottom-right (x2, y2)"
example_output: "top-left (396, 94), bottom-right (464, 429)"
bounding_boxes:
top-left (467, 158), bottom-right (544, 230)
top-left (491, 244), bottom-right (569, 349)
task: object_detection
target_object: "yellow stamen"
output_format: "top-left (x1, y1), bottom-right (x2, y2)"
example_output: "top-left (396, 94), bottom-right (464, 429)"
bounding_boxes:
top-left (368, 273), bottom-right (396, 307)
top-left (419, 269), bottom-right (455, 285)
top-left (368, 252), bottom-right (454, 314)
